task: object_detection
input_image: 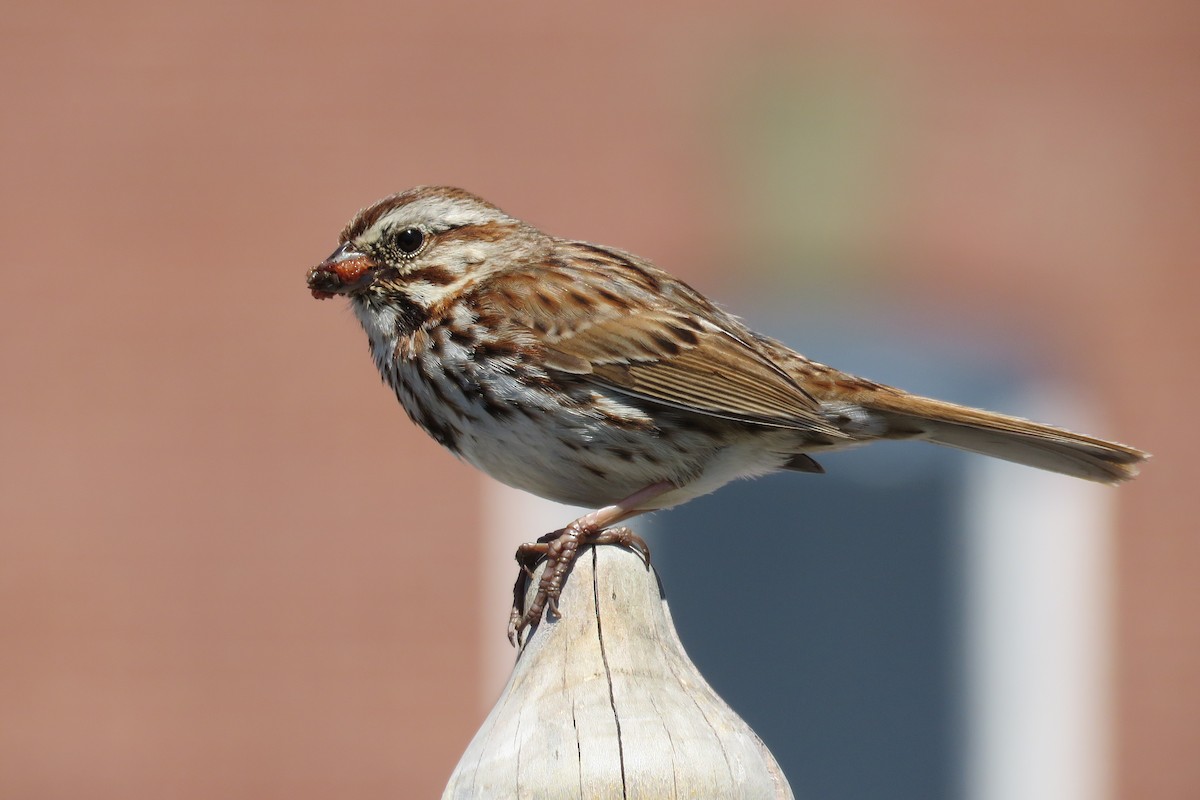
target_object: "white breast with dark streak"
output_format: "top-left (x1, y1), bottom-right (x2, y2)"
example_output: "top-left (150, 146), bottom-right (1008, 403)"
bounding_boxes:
top-left (353, 300), bottom-right (803, 509)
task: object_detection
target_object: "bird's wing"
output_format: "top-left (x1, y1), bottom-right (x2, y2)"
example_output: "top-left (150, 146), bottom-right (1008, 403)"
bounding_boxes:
top-left (473, 241), bottom-right (845, 436)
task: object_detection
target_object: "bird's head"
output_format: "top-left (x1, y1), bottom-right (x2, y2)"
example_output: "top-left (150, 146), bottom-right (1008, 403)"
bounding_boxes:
top-left (307, 186), bottom-right (534, 308)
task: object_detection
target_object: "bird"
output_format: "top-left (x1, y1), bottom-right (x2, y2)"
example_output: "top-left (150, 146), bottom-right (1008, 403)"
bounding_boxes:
top-left (306, 185), bottom-right (1147, 641)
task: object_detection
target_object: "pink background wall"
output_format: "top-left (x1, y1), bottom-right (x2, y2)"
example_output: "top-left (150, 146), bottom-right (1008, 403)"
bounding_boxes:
top-left (2, 3), bottom-right (1196, 797)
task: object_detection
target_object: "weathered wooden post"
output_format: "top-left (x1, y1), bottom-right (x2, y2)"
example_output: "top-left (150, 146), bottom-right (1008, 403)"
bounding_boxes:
top-left (443, 543), bottom-right (794, 799)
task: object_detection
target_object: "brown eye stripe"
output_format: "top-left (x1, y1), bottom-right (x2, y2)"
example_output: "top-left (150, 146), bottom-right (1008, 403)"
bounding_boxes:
top-left (436, 221), bottom-right (515, 244)
top-left (405, 265), bottom-right (456, 286)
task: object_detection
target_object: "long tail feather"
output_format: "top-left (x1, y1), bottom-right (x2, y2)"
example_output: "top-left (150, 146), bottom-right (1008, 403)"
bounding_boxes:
top-left (862, 394), bottom-right (1147, 484)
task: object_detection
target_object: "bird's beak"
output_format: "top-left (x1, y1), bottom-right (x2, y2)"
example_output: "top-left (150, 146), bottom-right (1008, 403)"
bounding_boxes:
top-left (307, 243), bottom-right (378, 299)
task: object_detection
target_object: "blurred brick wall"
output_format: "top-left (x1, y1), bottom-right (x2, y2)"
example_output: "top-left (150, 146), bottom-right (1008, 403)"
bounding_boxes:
top-left (1, 2), bottom-right (1195, 798)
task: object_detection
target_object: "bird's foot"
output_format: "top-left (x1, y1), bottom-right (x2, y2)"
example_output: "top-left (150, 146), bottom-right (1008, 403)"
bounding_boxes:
top-left (507, 524), bottom-right (651, 646)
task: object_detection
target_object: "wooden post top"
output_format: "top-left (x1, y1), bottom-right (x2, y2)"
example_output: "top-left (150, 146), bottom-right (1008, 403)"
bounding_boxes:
top-left (443, 543), bottom-right (794, 799)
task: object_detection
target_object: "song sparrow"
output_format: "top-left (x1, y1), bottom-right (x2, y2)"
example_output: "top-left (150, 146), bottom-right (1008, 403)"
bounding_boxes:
top-left (307, 186), bottom-right (1147, 642)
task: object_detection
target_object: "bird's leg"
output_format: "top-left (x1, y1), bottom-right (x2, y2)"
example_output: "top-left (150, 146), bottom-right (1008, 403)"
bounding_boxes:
top-left (507, 481), bottom-right (672, 645)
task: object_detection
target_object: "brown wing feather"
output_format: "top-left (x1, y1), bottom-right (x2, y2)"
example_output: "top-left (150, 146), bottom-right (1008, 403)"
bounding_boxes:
top-left (574, 320), bottom-right (836, 430)
top-left (475, 242), bottom-right (844, 436)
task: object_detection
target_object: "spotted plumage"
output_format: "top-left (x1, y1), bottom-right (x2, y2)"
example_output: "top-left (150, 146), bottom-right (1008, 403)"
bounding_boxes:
top-left (307, 186), bottom-right (1147, 639)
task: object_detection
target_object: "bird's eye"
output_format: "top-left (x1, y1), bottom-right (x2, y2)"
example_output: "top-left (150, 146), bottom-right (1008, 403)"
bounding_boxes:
top-left (394, 227), bottom-right (425, 257)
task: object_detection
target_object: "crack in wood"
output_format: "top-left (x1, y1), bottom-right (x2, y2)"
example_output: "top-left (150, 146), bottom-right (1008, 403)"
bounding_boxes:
top-left (593, 547), bottom-right (629, 799)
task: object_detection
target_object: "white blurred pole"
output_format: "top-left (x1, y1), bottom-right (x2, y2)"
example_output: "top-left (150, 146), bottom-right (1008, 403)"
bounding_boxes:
top-left (963, 389), bottom-right (1113, 800)
top-left (479, 481), bottom-right (587, 708)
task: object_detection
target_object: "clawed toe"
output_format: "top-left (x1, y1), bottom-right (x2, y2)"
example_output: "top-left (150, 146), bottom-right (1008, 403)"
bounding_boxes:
top-left (594, 526), bottom-right (652, 567)
top-left (507, 521), bottom-right (651, 646)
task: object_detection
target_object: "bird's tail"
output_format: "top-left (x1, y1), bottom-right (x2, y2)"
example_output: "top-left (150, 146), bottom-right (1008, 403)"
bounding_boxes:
top-left (861, 392), bottom-right (1147, 484)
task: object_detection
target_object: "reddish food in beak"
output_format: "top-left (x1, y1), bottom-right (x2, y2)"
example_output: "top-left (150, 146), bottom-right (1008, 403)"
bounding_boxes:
top-left (307, 244), bottom-right (376, 299)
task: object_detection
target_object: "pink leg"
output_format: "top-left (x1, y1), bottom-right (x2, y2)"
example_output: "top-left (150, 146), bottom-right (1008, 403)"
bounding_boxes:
top-left (507, 481), bottom-right (674, 645)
